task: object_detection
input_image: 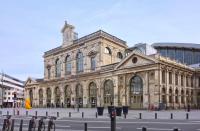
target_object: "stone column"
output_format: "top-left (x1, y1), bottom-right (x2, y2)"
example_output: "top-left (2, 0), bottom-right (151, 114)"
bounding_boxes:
top-left (43, 87), bottom-right (46, 107)
top-left (166, 69), bottom-right (169, 107)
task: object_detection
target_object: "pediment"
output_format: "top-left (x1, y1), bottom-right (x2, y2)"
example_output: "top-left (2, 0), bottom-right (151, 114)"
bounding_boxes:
top-left (115, 51), bottom-right (158, 70)
top-left (24, 77), bottom-right (37, 86)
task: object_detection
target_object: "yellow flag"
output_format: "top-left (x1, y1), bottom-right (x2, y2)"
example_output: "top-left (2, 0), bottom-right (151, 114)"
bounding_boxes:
top-left (25, 98), bottom-right (32, 109)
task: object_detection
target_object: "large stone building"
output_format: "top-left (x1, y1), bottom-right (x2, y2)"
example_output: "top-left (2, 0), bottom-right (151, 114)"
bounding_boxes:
top-left (25, 22), bottom-right (200, 109)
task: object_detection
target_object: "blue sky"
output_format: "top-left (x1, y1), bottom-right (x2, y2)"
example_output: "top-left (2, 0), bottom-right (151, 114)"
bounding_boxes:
top-left (0, 0), bottom-right (200, 80)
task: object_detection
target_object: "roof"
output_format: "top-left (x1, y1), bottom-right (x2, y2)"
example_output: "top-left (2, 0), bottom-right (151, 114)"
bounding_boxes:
top-left (152, 42), bottom-right (200, 50)
top-left (44, 30), bottom-right (127, 56)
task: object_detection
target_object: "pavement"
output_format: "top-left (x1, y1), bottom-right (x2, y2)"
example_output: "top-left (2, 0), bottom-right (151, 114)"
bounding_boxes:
top-left (0, 108), bottom-right (200, 131)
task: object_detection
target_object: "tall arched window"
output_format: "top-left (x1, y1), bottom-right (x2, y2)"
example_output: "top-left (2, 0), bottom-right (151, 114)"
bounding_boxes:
top-left (55, 87), bottom-right (61, 107)
top-left (130, 76), bottom-right (143, 94)
top-left (76, 52), bottom-right (83, 72)
top-left (117, 52), bottom-right (123, 59)
top-left (39, 89), bottom-right (43, 107)
top-left (76, 84), bottom-right (83, 107)
top-left (181, 89), bottom-right (184, 104)
top-left (89, 82), bottom-right (97, 107)
top-left (65, 55), bottom-right (71, 75)
top-left (175, 89), bottom-right (179, 103)
top-left (55, 58), bottom-right (61, 77)
top-left (64, 86), bottom-right (71, 106)
top-left (104, 80), bottom-right (114, 105)
top-left (169, 88), bottom-right (172, 103)
top-left (46, 88), bottom-right (51, 107)
top-left (29, 89), bottom-right (33, 106)
top-left (105, 47), bottom-right (112, 55)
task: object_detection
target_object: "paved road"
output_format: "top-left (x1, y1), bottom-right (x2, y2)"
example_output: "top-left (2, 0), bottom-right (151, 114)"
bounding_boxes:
top-left (0, 116), bottom-right (200, 131)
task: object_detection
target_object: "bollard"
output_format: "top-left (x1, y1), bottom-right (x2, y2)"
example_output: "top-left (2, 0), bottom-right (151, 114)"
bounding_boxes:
top-left (173, 128), bottom-right (179, 131)
top-left (142, 127), bottom-right (147, 131)
top-left (84, 123), bottom-right (87, 131)
top-left (139, 113), bottom-right (142, 119)
top-left (46, 111), bottom-right (48, 117)
top-left (11, 119), bottom-right (14, 131)
top-left (57, 112), bottom-right (59, 117)
top-left (35, 111), bottom-right (37, 117)
top-left (171, 113), bottom-right (173, 119)
top-left (155, 113), bottom-right (157, 119)
top-left (110, 108), bottom-right (116, 131)
top-left (82, 112), bottom-right (84, 118)
top-left (95, 112), bottom-right (98, 118)
top-left (69, 112), bottom-right (71, 118)
top-left (124, 113), bottom-right (126, 119)
top-left (186, 113), bottom-right (189, 119)
top-left (26, 111), bottom-right (28, 116)
top-left (7, 111), bottom-right (9, 115)
top-left (19, 119), bottom-right (23, 131)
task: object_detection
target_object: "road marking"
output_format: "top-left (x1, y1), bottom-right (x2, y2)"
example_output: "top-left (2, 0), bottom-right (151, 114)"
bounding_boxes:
top-left (55, 119), bottom-right (200, 125)
top-left (137, 127), bottom-right (179, 130)
top-left (88, 126), bottom-right (121, 129)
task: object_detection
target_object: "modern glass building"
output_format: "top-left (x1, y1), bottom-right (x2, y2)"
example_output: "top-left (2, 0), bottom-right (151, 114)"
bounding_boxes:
top-left (152, 43), bottom-right (200, 65)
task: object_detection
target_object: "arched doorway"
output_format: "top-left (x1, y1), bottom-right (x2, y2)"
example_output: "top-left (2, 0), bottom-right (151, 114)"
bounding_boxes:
top-left (29, 89), bottom-right (33, 107)
top-left (89, 82), bottom-right (97, 107)
top-left (55, 87), bottom-right (61, 107)
top-left (104, 80), bottom-right (114, 106)
top-left (46, 88), bottom-right (51, 107)
top-left (130, 76), bottom-right (143, 109)
top-left (76, 84), bottom-right (83, 107)
top-left (64, 85), bottom-right (71, 107)
top-left (39, 89), bottom-right (43, 107)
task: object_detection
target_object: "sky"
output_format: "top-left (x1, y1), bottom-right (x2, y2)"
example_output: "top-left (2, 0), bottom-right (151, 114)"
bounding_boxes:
top-left (0, 0), bottom-right (200, 81)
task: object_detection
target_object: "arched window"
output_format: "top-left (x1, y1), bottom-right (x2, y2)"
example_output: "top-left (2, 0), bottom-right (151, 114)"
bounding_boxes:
top-left (181, 89), bottom-right (184, 104)
top-left (162, 70), bottom-right (165, 83)
top-left (39, 89), bottom-right (43, 107)
top-left (162, 88), bottom-right (166, 103)
top-left (130, 76), bottom-right (143, 94)
top-left (169, 88), bottom-right (172, 103)
top-left (89, 82), bottom-right (97, 106)
top-left (104, 80), bottom-right (114, 105)
top-left (55, 87), bottom-right (61, 107)
top-left (91, 57), bottom-right (96, 70)
top-left (117, 52), bottom-right (123, 59)
top-left (105, 47), bottom-right (112, 55)
top-left (55, 58), bottom-right (61, 77)
top-left (76, 52), bottom-right (83, 72)
top-left (175, 89), bottom-right (178, 103)
top-left (65, 55), bottom-right (71, 75)
top-left (76, 84), bottom-right (83, 107)
top-left (46, 88), bottom-right (51, 107)
top-left (29, 89), bottom-right (33, 106)
top-left (64, 86), bottom-right (71, 106)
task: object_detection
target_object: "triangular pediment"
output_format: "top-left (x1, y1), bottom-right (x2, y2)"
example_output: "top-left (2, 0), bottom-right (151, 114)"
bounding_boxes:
top-left (115, 51), bottom-right (158, 70)
top-left (24, 77), bottom-right (37, 86)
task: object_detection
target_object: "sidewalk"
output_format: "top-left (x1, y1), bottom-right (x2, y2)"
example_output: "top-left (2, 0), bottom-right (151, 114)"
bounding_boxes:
top-left (1, 108), bottom-right (200, 120)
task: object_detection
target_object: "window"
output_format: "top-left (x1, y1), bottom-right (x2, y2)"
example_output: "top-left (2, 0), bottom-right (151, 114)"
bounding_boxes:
top-left (181, 75), bottom-right (184, 86)
top-left (162, 70), bottom-right (165, 83)
top-left (181, 90), bottom-right (184, 104)
top-left (169, 72), bottom-right (172, 84)
top-left (8, 92), bottom-right (10, 95)
top-left (55, 58), bottom-right (61, 77)
top-left (130, 76), bottom-right (143, 94)
top-left (191, 77), bottom-right (193, 87)
top-left (105, 47), bottom-right (112, 55)
top-left (175, 89), bottom-right (178, 103)
top-left (91, 57), bottom-right (96, 70)
top-left (169, 88), bottom-right (172, 103)
top-left (117, 52), bottom-right (123, 59)
top-left (65, 55), bottom-right (71, 74)
top-left (4, 92), bottom-right (6, 95)
top-left (175, 73), bottom-right (178, 85)
top-left (47, 68), bottom-right (51, 79)
top-left (8, 97), bottom-right (10, 100)
top-left (76, 51), bottom-right (83, 72)
top-left (186, 76), bottom-right (189, 87)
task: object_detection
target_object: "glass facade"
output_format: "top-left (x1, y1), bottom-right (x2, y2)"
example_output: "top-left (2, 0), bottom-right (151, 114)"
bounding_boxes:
top-left (156, 47), bottom-right (200, 65)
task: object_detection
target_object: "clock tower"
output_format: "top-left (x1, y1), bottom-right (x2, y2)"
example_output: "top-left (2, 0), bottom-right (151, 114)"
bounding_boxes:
top-left (61, 21), bottom-right (77, 47)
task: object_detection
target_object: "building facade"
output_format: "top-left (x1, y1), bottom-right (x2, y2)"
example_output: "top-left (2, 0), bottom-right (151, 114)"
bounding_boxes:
top-left (25, 22), bottom-right (200, 109)
top-left (0, 73), bottom-right (24, 108)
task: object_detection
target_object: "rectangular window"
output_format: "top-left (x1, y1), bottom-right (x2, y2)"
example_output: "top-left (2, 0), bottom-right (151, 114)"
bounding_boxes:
top-left (47, 68), bottom-right (51, 79)
top-left (175, 73), bottom-right (178, 85)
top-left (181, 75), bottom-right (184, 86)
top-left (169, 72), bottom-right (172, 84)
top-left (91, 57), bottom-right (96, 70)
top-left (162, 70), bottom-right (165, 83)
top-left (186, 76), bottom-right (189, 87)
